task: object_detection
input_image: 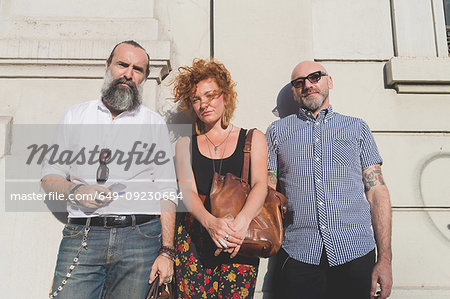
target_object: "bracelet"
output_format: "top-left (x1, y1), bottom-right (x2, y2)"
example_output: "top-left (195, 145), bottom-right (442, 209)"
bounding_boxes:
top-left (158, 247), bottom-right (176, 262)
top-left (159, 245), bottom-right (176, 255)
top-left (158, 247), bottom-right (175, 258)
top-left (68, 184), bottom-right (84, 200)
top-left (159, 252), bottom-right (175, 262)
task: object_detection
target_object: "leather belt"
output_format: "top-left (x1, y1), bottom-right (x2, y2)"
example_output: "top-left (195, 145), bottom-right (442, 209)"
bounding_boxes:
top-left (68, 215), bottom-right (159, 228)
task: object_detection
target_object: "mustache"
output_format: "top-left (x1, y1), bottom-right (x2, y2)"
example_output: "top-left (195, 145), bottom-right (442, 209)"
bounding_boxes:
top-left (113, 77), bottom-right (137, 89)
top-left (302, 87), bottom-right (320, 95)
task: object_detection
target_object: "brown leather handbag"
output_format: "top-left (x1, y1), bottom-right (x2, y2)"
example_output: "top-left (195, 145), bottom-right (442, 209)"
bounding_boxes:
top-left (209, 129), bottom-right (287, 258)
top-left (145, 275), bottom-right (174, 299)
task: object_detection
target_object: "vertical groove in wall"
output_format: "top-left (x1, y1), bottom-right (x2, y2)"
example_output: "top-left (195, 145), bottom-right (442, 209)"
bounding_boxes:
top-left (389, 0), bottom-right (398, 56)
top-left (210, 0), bottom-right (214, 58)
top-left (430, 0), bottom-right (440, 57)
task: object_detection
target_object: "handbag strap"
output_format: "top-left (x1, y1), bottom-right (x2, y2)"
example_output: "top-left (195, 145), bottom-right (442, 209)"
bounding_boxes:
top-left (241, 128), bottom-right (256, 182)
top-left (145, 275), bottom-right (163, 299)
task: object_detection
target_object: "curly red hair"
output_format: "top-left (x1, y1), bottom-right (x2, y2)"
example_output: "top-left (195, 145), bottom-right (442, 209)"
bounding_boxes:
top-left (171, 58), bottom-right (237, 122)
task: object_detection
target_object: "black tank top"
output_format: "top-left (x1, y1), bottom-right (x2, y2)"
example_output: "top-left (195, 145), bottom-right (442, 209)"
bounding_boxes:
top-left (192, 128), bottom-right (249, 196)
top-left (190, 128), bottom-right (258, 266)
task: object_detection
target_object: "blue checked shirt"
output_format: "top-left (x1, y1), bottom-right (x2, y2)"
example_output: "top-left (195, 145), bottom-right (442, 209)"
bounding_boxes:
top-left (266, 106), bottom-right (382, 266)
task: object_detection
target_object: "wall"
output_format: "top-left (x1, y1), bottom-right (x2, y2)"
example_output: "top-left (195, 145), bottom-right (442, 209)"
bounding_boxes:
top-left (1, 0), bottom-right (449, 298)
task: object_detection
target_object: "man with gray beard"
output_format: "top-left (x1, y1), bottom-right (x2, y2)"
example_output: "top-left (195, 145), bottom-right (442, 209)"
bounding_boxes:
top-left (266, 61), bottom-right (392, 299)
top-left (101, 63), bottom-right (143, 113)
top-left (41, 41), bottom-right (177, 299)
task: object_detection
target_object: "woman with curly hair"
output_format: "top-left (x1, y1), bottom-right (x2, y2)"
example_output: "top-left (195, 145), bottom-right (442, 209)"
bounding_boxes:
top-left (172, 58), bottom-right (268, 298)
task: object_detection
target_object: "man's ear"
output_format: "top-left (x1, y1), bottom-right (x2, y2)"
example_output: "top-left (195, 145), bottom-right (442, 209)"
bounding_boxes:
top-left (105, 60), bottom-right (109, 72)
top-left (328, 76), bottom-right (333, 90)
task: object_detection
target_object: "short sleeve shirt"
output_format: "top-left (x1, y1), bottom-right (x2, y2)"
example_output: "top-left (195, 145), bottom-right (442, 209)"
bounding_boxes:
top-left (266, 105), bottom-right (382, 266)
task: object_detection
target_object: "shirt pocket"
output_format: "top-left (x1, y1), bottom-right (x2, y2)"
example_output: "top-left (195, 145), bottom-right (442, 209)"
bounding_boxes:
top-left (332, 139), bottom-right (360, 167)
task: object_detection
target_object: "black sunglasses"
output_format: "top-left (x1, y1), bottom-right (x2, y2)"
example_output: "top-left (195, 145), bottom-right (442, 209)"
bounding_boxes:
top-left (96, 148), bottom-right (112, 184)
top-left (290, 71), bottom-right (327, 89)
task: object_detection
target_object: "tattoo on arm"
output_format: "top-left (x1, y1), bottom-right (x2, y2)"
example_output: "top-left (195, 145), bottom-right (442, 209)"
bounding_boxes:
top-left (362, 164), bottom-right (385, 192)
top-left (268, 170), bottom-right (277, 187)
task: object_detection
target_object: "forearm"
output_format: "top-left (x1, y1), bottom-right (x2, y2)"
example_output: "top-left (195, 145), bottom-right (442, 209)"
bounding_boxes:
top-left (237, 129), bottom-right (268, 222)
top-left (41, 174), bottom-right (76, 197)
top-left (160, 200), bottom-right (176, 247)
top-left (268, 170), bottom-right (277, 190)
top-left (370, 186), bottom-right (392, 262)
top-left (368, 185), bottom-right (393, 299)
top-left (150, 199), bottom-right (176, 284)
top-left (363, 165), bottom-right (392, 263)
top-left (237, 182), bottom-right (267, 222)
top-left (190, 192), bottom-right (215, 228)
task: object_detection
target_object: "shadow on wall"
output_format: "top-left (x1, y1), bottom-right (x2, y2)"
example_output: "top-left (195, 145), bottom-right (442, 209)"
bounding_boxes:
top-left (262, 83), bottom-right (298, 299)
top-left (160, 104), bottom-right (194, 142)
top-left (272, 83), bottom-right (299, 119)
top-left (45, 197), bottom-right (69, 224)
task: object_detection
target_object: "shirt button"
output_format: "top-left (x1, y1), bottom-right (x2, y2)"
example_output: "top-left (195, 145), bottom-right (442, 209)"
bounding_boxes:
top-left (324, 120), bottom-right (328, 123)
top-left (306, 120), bottom-right (310, 124)
top-left (321, 225), bottom-right (326, 229)
top-left (315, 138), bottom-right (319, 142)
top-left (315, 157), bottom-right (320, 161)
top-left (316, 179), bottom-right (321, 183)
top-left (315, 122), bottom-right (320, 126)
top-left (319, 201), bottom-right (324, 206)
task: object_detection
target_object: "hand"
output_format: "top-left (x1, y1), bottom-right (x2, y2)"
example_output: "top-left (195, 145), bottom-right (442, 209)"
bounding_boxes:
top-left (204, 216), bottom-right (241, 253)
top-left (149, 255), bottom-right (174, 286)
top-left (72, 185), bottom-right (113, 209)
top-left (371, 259), bottom-right (392, 299)
top-left (224, 214), bottom-right (251, 258)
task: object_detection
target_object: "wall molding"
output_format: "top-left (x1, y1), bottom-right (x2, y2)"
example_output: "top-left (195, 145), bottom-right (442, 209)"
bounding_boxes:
top-left (386, 57), bottom-right (450, 93)
top-left (0, 39), bottom-right (172, 83)
top-left (0, 58), bottom-right (171, 83)
top-left (0, 116), bottom-right (12, 158)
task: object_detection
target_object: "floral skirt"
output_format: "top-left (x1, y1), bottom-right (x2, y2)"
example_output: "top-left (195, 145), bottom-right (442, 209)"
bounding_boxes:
top-left (175, 214), bottom-right (258, 299)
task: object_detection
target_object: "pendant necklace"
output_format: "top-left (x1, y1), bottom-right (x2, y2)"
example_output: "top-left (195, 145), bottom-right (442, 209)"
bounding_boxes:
top-left (205, 125), bottom-right (233, 175)
top-left (204, 124), bottom-right (234, 153)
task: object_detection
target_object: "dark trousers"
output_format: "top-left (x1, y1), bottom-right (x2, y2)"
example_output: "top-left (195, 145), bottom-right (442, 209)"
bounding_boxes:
top-left (273, 248), bottom-right (375, 299)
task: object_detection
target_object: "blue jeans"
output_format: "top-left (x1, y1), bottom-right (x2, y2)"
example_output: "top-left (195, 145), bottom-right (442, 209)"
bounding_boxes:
top-left (50, 218), bottom-right (161, 299)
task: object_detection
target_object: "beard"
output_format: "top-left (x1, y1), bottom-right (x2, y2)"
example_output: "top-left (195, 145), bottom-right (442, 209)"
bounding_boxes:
top-left (101, 69), bottom-right (143, 112)
top-left (294, 87), bottom-right (329, 113)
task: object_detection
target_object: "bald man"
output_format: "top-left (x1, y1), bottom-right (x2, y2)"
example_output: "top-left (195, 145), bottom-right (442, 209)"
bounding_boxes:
top-left (266, 61), bottom-right (392, 299)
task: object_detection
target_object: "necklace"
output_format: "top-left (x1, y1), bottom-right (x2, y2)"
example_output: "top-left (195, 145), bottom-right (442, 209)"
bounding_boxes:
top-left (205, 126), bottom-right (232, 175)
top-left (204, 125), bottom-right (234, 152)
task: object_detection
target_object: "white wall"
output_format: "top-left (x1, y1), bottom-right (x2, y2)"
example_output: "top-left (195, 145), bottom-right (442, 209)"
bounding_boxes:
top-left (1, 0), bottom-right (450, 298)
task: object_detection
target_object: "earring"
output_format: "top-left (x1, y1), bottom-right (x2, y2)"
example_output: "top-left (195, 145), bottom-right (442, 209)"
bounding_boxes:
top-left (195, 118), bottom-right (202, 135)
top-left (221, 110), bottom-right (230, 128)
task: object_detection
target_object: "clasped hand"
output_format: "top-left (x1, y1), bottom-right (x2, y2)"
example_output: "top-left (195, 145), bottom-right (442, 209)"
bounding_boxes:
top-left (206, 215), bottom-right (250, 258)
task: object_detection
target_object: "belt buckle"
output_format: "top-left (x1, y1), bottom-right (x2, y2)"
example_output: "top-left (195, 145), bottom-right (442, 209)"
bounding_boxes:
top-left (103, 215), bottom-right (127, 228)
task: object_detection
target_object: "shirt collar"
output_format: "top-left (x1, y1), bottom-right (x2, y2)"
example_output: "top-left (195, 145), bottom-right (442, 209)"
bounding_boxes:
top-left (97, 97), bottom-right (109, 113)
top-left (298, 105), bottom-right (334, 121)
top-left (96, 97), bottom-right (142, 118)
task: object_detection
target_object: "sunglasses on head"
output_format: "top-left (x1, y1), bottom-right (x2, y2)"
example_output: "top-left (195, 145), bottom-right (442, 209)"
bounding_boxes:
top-left (290, 71), bottom-right (327, 89)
